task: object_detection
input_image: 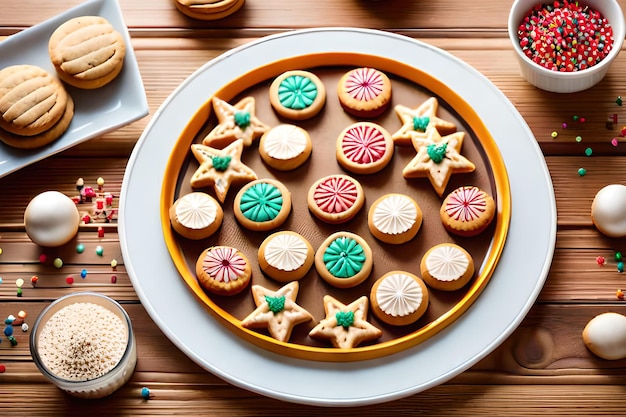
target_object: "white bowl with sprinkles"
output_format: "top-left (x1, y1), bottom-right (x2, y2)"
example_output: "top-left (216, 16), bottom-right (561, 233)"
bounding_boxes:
top-left (30, 292), bottom-right (137, 399)
top-left (508, 0), bottom-right (625, 93)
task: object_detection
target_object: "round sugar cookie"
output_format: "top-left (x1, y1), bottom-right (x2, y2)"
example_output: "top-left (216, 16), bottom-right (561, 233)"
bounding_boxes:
top-left (368, 193), bottom-right (422, 244)
top-left (315, 231), bottom-right (373, 288)
top-left (440, 185), bottom-right (495, 237)
top-left (420, 243), bottom-right (474, 291)
top-left (169, 192), bottom-right (223, 240)
top-left (370, 271), bottom-right (429, 326)
top-left (259, 124), bottom-right (312, 171)
top-left (258, 231), bottom-right (314, 282)
top-left (195, 246), bottom-right (252, 296)
top-left (49, 16), bottom-right (126, 89)
top-left (233, 178), bottom-right (292, 231)
top-left (269, 70), bottom-right (326, 120)
top-left (336, 122), bottom-right (394, 175)
top-left (307, 174), bottom-right (365, 224)
top-left (337, 67), bottom-right (392, 118)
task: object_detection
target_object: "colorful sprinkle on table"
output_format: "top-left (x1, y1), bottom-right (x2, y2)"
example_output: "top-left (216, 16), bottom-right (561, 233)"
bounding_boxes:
top-left (76, 243), bottom-right (85, 253)
top-left (96, 246), bottom-right (104, 256)
top-left (517, 1), bottom-right (614, 72)
top-left (597, 256), bottom-right (606, 266)
top-left (612, 138), bottom-right (619, 146)
top-left (80, 269), bottom-right (88, 279)
top-left (110, 259), bottom-right (118, 269)
top-left (111, 275), bottom-right (117, 284)
top-left (577, 168), bottom-right (586, 176)
top-left (39, 254), bottom-right (47, 263)
top-left (141, 387), bottom-right (151, 400)
top-left (0, 365), bottom-right (6, 373)
top-left (575, 136), bottom-right (582, 143)
top-left (53, 258), bottom-right (63, 269)
top-left (584, 147), bottom-right (593, 156)
top-left (618, 289), bottom-right (625, 300)
top-left (66, 276), bottom-right (74, 285)
top-left (617, 96), bottom-right (623, 106)
top-left (551, 131), bottom-right (558, 138)
top-left (618, 262), bottom-right (624, 273)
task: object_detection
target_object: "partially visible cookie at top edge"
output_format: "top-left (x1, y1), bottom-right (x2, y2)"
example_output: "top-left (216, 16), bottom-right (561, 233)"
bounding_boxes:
top-left (269, 70), bottom-right (326, 120)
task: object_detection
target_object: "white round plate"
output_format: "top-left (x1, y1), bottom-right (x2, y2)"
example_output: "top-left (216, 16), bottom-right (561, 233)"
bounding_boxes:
top-left (119, 28), bottom-right (556, 407)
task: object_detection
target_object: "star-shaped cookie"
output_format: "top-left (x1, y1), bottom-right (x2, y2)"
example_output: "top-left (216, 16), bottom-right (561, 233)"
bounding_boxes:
top-left (240, 281), bottom-right (313, 343)
top-left (203, 96), bottom-right (269, 148)
top-left (402, 127), bottom-right (475, 197)
top-left (391, 97), bottom-right (457, 146)
top-left (190, 138), bottom-right (257, 203)
top-left (308, 295), bottom-right (381, 349)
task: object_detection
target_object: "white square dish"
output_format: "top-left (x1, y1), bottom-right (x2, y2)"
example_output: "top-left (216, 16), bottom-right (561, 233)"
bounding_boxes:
top-left (0, 0), bottom-right (149, 178)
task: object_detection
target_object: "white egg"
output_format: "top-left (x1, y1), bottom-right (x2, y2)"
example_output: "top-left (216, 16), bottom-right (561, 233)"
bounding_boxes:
top-left (591, 184), bottom-right (626, 237)
top-left (582, 312), bottom-right (626, 360)
top-left (24, 191), bottom-right (80, 247)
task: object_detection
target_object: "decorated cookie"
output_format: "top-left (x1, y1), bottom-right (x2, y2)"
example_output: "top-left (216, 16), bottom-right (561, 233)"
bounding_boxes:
top-left (337, 67), bottom-right (392, 118)
top-left (169, 192), bottom-right (223, 240)
top-left (48, 16), bottom-right (126, 89)
top-left (195, 245), bottom-right (252, 296)
top-left (367, 193), bottom-right (422, 244)
top-left (202, 96), bottom-right (269, 148)
top-left (0, 65), bottom-right (74, 149)
top-left (233, 178), bottom-right (292, 231)
top-left (315, 231), bottom-right (373, 288)
top-left (307, 174), bottom-right (365, 224)
top-left (258, 231), bottom-right (314, 282)
top-left (240, 281), bottom-right (313, 342)
top-left (259, 124), bottom-right (312, 171)
top-left (309, 295), bottom-right (382, 349)
top-left (420, 243), bottom-right (475, 291)
top-left (391, 97), bottom-right (457, 146)
top-left (402, 127), bottom-right (475, 197)
top-left (336, 122), bottom-right (394, 175)
top-left (370, 271), bottom-right (429, 326)
top-left (269, 70), bottom-right (326, 120)
top-left (190, 139), bottom-right (258, 203)
top-left (440, 186), bottom-right (495, 237)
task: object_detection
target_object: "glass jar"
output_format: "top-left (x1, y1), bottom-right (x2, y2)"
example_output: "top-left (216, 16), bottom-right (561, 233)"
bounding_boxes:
top-left (30, 292), bottom-right (137, 399)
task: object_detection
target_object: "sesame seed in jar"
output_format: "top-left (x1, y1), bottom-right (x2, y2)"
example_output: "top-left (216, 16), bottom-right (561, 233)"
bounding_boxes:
top-left (37, 302), bottom-right (128, 381)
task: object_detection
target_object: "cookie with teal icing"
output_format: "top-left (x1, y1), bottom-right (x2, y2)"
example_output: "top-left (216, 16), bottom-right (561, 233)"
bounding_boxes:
top-left (203, 96), bottom-right (269, 148)
top-left (269, 70), bottom-right (326, 120)
top-left (314, 231), bottom-right (373, 288)
top-left (233, 178), bottom-right (292, 231)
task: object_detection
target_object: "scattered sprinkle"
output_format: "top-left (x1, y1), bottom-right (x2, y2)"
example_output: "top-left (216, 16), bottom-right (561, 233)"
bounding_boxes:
top-left (618, 289), bottom-right (625, 300)
top-left (96, 246), bottom-right (104, 256)
top-left (80, 269), bottom-right (88, 279)
top-left (141, 387), bottom-right (151, 400)
top-left (616, 252), bottom-right (623, 262)
top-left (8, 336), bottom-right (17, 346)
top-left (579, 117), bottom-right (586, 124)
top-left (612, 138), bottom-right (619, 146)
top-left (562, 122), bottom-right (568, 129)
top-left (0, 365), bottom-right (6, 373)
top-left (0, 248), bottom-right (3, 255)
top-left (617, 96), bottom-right (623, 106)
top-left (21, 323), bottom-right (28, 332)
top-left (618, 261), bottom-right (624, 273)
top-left (5, 315), bottom-right (15, 325)
top-left (17, 311), bottom-right (27, 319)
top-left (16, 288), bottom-right (22, 297)
top-left (66, 276), bottom-right (74, 285)
top-left (76, 243), bottom-right (85, 254)
top-left (111, 275), bottom-right (117, 284)
top-left (621, 126), bottom-right (626, 137)
top-left (573, 115), bottom-right (579, 122)
top-left (53, 258), bottom-right (63, 269)
top-left (4, 327), bottom-right (13, 337)
top-left (30, 276), bottom-right (38, 286)
top-left (575, 135), bottom-right (583, 142)
top-left (39, 254), bottom-right (47, 264)
top-left (98, 227), bottom-right (105, 238)
top-left (577, 168), bottom-right (587, 176)
top-left (597, 256), bottom-right (606, 266)
top-left (15, 278), bottom-right (23, 288)
top-left (585, 147), bottom-right (593, 156)
top-left (551, 131), bottom-right (558, 138)
top-left (0, 277), bottom-right (3, 285)
top-left (110, 259), bottom-right (118, 269)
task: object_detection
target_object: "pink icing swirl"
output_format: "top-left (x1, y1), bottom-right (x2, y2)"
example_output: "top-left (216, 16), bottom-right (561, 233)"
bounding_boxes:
top-left (444, 186), bottom-right (489, 222)
top-left (344, 68), bottom-right (384, 101)
top-left (201, 247), bottom-right (247, 283)
top-left (313, 176), bottom-right (358, 214)
top-left (341, 124), bottom-right (387, 164)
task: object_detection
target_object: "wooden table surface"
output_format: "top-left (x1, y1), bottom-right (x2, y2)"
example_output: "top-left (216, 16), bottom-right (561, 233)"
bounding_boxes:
top-left (3, 0), bottom-right (626, 415)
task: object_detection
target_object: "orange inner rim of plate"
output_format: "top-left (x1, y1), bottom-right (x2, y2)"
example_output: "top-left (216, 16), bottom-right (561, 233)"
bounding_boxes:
top-left (161, 52), bottom-right (511, 362)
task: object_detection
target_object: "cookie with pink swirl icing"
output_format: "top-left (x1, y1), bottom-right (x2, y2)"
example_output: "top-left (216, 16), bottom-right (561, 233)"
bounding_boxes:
top-left (337, 67), bottom-right (392, 118)
top-left (336, 122), bottom-right (394, 175)
top-left (195, 245), bottom-right (252, 296)
top-left (307, 174), bottom-right (365, 224)
top-left (440, 186), bottom-right (495, 237)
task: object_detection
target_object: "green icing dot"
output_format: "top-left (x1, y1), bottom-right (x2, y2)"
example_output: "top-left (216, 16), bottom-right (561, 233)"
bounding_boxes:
top-left (335, 311), bottom-right (355, 329)
top-left (234, 111), bottom-right (251, 129)
top-left (426, 143), bottom-right (447, 163)
top-left (265, 295), bottom-right (285, 314)
top-left (240, 182), bottom-right (283, 222)
top-left (323, 237), bottom-right (365, 278)
top-left (278, 75), bottom-right (318, 110)
top-left (412, 116), bottom-right (430, 132)
top-left (212, 155), bottom-right (232, 171)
